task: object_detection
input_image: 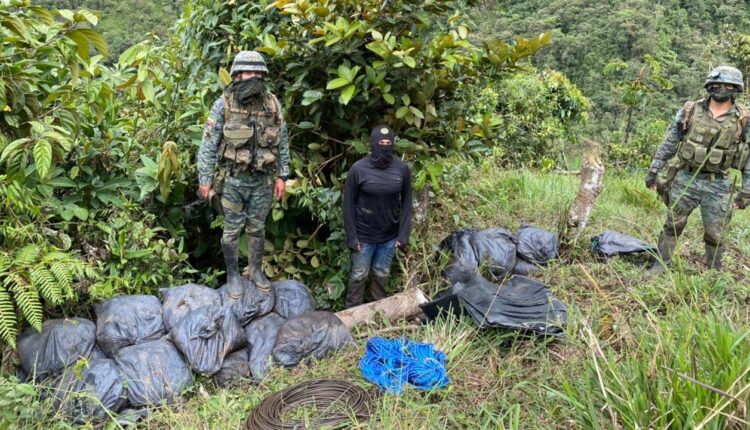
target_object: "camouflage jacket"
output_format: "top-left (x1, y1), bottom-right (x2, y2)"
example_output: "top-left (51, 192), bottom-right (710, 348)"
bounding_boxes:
top-left (197, 95), bottom-right (290, 185)
top-left (649, 99), bottom-right (750, 192)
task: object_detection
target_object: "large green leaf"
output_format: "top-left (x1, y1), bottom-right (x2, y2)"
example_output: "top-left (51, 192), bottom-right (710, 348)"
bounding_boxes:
top-left (33, 140), bottom-right (52, 179)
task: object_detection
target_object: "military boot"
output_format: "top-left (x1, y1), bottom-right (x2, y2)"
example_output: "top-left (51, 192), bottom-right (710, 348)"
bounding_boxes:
top-left (222, 240), bottom-right (243, 299)
top-left (247, 236), bottom-right (271, 292)
top-left (345, 277), bottom-right (367, 308)
top-left (648, 233), bottom-right (676, 275)
top-left (370, 273), bottom-right (388, 302)
top-left (705, 243), bottom-right (723, 270)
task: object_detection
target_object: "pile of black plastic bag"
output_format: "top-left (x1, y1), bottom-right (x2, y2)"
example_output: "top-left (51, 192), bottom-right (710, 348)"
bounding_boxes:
top-left (17, 279), bottom-right (351, 424)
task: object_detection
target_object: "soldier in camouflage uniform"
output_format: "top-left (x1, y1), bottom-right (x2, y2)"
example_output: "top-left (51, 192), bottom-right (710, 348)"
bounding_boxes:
top-left (646, 66), bottom-right (750, 273)
top-left (197, 51), bottom-right (290, 298)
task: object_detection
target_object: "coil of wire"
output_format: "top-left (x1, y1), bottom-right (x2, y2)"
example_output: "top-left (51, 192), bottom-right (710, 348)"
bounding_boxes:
top-left (245, 379), bottom-right (375, 430)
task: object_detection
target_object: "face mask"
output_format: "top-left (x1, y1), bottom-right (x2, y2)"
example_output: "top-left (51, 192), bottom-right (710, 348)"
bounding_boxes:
top-left (370, 143), bottom-right (394, 169)
top-left (709, 86), bottom-right (738, 103)
top-left (232, 77), bottom-right (266, 106)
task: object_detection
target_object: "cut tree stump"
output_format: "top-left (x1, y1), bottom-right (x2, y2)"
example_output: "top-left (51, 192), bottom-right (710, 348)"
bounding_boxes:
top-left (335, 289), bottom-right (429, 329)
top-left (559, 139), bottom-right (605, 249)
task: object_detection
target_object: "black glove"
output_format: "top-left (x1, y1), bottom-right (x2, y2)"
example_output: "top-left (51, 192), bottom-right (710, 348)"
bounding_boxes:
top-left (736, 192), bottom-right (750, 210)
top-left (645, 170), bottom-right (658, 189)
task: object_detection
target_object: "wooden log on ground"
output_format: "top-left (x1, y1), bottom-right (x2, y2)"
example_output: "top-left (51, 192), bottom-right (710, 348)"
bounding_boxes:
top-left (335, 289), bottom-right (429, 329)
top-left (559, 139), bottom-right (605, 249)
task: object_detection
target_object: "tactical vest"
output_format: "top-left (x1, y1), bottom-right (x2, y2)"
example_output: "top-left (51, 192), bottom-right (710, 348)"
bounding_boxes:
top-left (219, 91), bottom-right (282, 174)
top-left (678, 99), bottom-right (750, 173)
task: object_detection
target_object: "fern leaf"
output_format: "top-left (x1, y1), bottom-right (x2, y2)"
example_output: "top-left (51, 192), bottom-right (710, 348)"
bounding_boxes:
top-left (14, 244), bottom-right (41, 266)
top-left (30, 265), bottom-right (62, 305)
top-left (50, 261), bottom-right (74, 298)
top-left (0, 286), bottom-right (18, 348)
top-left (6, 274), bottom-right (43, 330)
top-left (0, 252), bottom-right (10, 277)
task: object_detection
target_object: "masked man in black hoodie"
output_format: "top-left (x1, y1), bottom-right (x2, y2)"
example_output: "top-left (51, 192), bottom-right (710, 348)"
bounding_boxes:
top-left (343, 125), bottom-right (413, 308)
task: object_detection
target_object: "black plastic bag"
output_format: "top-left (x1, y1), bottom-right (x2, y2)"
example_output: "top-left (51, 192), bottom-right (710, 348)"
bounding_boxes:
top-left (457, 275), bottom-right (566, 336)
top-left (18, 318), bottom-right (96, 381)
top-left (272, 280), bottom-right (315, 319)
top-left (169, 305), bottom-right (246, 374)
top-left (512, 259), bottom-right (541, 276)
top-left (160, 283), bottom-right (223, 331)
top-left (439, 229), bottom-right (479, 285)
top-left (214, 348), bottom-right (251, 387)
top-left (516, 225), bottom-right (558, 265)
top-left (245, 312), bottom-right (286, 379)
top-left (272, 311), bottom-right (351, 368)
top-left (219, 278), bottom-right (275, 326)
top-left (43, 358), bottom-right (128, 423)
top-left (115, 338), bottom-right (194, 406)
top-left (591, 230), bottom-right (656, 256)
top-left (471, 227), bottom-right (517, 278)
top-left (95, 295), bottom-right (165, 358)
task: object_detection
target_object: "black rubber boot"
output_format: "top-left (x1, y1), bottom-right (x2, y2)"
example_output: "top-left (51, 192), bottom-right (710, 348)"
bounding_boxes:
top-left (648, 233), bottom-right (676, 275)
top-left (222, 240), bottom-right (243, 299)
top-left (345, 277), bottom-right (367, 308)
top-left (705, 243), bottom-right (723, 270)
top-left (247, 236), bottom-right (271, 292)
top-left (370, 274), bottom-right (388, 302)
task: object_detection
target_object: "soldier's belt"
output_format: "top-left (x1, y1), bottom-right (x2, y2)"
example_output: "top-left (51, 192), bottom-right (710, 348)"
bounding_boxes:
top-left (682, 165), bottom-right (726, 180)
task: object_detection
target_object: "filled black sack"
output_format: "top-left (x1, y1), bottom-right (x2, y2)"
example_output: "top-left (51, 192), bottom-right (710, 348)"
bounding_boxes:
top-left (439, 228), bottom-right (479, 285)
top-left (169, 305), bottom-right (246, 374)
top-left (245, 312), bottom-right (286, 379)
top-left (115, 338), bottom-right (194, 406)
top-left (272, 311), bottom-right (351, 368)
top-left (18, 318), bottom-right (96, 381)
top-left (161, 283), bottom-right (222, 331)
top-left (219, 278), bottom-right (275, 326)
top-left (214, 348), bottom-right (252, 387)
top-left (43, 358), bottom-right (128, 423)
top-left (457, 275), bottom-right (566, 336)
top-left (471, 227), bottom-right (517, 278)
top-left (516, 225), bottom-right (558, 265)
top-left (96, 295), bottom-right (165, 358)
top-left (272, 280), bottom-right (315, 319)
top-left (512, 259), bottom-right (541, 276)
top-left (591, 230), bottom-right (656, 256)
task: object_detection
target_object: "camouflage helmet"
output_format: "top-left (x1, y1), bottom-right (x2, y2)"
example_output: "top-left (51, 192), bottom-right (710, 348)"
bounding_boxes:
top-left (230, 51), bottom-right (268, 76)
top-left (704, 66), bottom-right (744, 92)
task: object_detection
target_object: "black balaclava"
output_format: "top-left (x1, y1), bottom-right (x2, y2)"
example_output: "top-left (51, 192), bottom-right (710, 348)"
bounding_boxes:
top-left (369, 125), bottom-right (396, 169)
top-left (231, 76), bottom-right (266, 110)
top-left (708, 85), bottom-right (739, 103)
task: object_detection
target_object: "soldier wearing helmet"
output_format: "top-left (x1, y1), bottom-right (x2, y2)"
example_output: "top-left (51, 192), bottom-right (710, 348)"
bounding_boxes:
top-left (646, 65), bottom-right (750, 273)
top-left (197, 51), bottom-right (290, 298)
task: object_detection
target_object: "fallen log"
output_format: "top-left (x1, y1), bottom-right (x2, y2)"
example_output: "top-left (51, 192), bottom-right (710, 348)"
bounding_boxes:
top-left (335, 289), bottom-right (429, 329)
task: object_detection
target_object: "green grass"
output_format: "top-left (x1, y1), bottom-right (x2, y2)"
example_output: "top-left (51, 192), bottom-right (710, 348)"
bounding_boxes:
top-left (5, 161), bottom-right (750, 429)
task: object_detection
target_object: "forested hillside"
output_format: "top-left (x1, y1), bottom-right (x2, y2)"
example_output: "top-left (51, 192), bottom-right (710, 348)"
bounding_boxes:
top-left (37, 0), bottom-right (181, 57)
top-left (474, 0), bottom-right (750, 162)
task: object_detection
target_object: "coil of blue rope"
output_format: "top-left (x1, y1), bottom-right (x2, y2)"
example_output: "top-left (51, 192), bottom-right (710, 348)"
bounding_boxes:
top-left (358, 337), bottom-right (450, 394)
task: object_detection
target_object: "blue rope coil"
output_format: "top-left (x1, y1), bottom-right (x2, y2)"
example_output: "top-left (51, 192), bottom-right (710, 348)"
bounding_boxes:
top-left (358, 337), bottom-right (450, 394)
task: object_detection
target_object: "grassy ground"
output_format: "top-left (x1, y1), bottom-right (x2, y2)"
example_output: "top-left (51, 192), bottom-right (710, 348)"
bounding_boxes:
top-left (6, 160), bottom-right (750, 429)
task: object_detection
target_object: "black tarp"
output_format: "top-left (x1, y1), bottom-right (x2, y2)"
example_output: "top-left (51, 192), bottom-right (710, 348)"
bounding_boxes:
top-left (219, 278), bottom-right (275, 326)
top-left (471, 227), bottom-right (517, 278)
top-left (516, 225), bottom-right (558, 265)
top-left (457, 275), bottom-right (566, 336)
top-left (591, 230), bottom-right (656, 256)
top-left (272, 280), bottom-right (315, 319)
top-left (245, 312), bottom-right (286, 379)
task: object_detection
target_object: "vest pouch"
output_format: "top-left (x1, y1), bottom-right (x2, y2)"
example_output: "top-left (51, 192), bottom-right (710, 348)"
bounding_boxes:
top-left (679, 140), bottom-right (698, 163)
top-left (235, 148), bottom-right (252, 167)
top-left (223, 124), bottom-right (254, 149)
top-left (733, 143), bottom-right (750, 170)
top-left (692, 145), bottom-right (707, 166)
top-left (263, 126), bottom-right (280, 148)
top-left (254, 148), bottom-right (277, 171)
top-left (704, 148), bottom-right (724, 172)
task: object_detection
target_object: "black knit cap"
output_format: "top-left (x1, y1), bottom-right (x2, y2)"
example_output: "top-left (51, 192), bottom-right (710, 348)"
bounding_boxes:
top-left (370, 125), bottom-right (395, 146)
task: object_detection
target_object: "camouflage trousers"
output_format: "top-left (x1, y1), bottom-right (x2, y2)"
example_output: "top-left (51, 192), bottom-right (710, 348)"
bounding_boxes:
top-left (661, 170), bottom-right (734, 246)
top-left (220, 173), bottom-right (274, 244)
